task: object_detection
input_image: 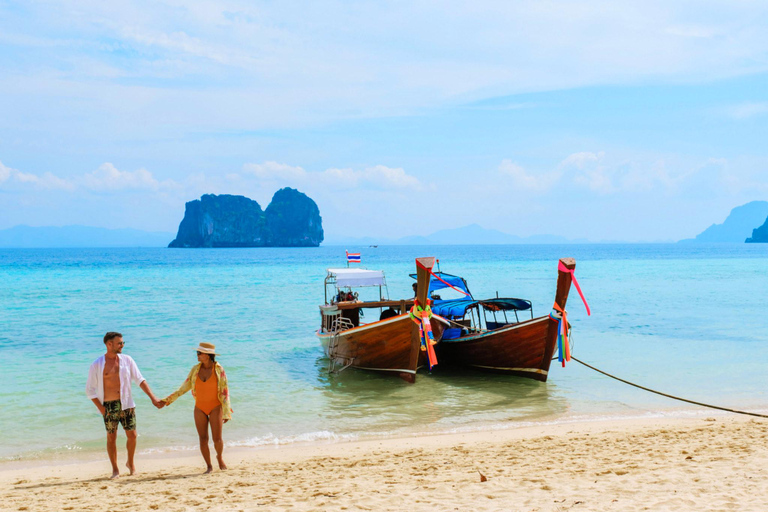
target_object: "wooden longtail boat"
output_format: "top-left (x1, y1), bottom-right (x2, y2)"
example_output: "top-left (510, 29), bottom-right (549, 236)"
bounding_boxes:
top-left (316, 257), bottom-right (447, 383)
top-left (429, 258), bottom-right (578, 382)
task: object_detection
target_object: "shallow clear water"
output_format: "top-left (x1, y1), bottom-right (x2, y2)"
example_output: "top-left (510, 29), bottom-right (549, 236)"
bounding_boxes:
top-left (2, 244), bottom-right (767, 461)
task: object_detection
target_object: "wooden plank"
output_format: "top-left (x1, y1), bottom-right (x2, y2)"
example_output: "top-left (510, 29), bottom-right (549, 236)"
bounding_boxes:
top-left (335, 299), bottom-right (415, 310)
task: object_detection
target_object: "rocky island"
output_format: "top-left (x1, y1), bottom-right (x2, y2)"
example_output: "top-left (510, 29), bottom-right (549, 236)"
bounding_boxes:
top-left (746, 216), bottom-right (768, 243)
top-left (168, 188), bottom-right (323, 248)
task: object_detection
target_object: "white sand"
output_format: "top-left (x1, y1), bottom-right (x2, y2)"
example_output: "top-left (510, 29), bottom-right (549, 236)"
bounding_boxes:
top-left (3, 416), bottom-right (767, 511)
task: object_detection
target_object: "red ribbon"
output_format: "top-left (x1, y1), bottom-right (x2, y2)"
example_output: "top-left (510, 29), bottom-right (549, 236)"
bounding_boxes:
top-left (558, 261), bottom-right (590, 316)
top-left (415, 259), bottom-right (471, 297)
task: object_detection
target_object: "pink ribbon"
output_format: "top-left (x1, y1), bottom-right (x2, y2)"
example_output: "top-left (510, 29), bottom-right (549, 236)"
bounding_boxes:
top-left (558, 261), bottom-right (590, 316)
top-left (416, 259), bottom-right (471, 297)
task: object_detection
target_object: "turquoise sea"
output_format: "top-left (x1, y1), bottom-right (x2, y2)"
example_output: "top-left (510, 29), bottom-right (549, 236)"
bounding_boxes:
top-left (2, 244), bottom-right (768, 463)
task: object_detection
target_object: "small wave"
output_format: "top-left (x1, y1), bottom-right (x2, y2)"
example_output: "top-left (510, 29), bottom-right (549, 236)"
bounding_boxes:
top-left (139, 430), bottom-right (360, 455)
top-left (1, 443), bottom-right (83, 462)
top-left (227, 430), bottom-right (359, 448)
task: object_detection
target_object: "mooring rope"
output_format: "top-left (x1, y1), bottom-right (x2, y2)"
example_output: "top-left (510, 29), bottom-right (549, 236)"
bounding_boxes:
top-left (571, 356), bottom-right (768, 419)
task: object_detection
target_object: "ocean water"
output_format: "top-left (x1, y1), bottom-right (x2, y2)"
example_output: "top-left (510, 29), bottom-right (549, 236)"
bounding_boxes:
top-left (2, 244), bottom-right (768, 462)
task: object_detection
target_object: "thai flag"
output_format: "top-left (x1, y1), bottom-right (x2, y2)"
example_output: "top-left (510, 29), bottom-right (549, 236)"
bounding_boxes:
top-left (346, 251), bottom-right (361, 263)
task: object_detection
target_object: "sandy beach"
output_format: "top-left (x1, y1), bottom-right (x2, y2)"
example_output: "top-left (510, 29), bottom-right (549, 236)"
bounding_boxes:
top-left (3, 415), bottom-right (767, 511)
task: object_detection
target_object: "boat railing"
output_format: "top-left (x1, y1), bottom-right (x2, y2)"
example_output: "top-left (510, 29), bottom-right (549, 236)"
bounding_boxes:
top-left (330, 317), bottom-right (355, 333)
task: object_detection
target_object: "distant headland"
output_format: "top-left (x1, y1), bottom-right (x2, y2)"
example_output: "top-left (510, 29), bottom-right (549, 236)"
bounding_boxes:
top-left (746, 216), bottom-right (768, 243)
top-left (168, 188), bottom-right (324, 248)
top-left (679, 201), bottom-right (768, 244)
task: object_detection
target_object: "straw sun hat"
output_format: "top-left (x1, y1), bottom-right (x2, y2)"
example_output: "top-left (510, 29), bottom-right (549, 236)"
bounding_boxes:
top-left (194, 342), bottom-right (219, 355)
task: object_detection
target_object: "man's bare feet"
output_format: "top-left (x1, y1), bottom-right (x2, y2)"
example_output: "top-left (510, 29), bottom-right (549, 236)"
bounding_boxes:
top-left (217, 457), bottom-right (227, 470)
top-left (126, 462), bottom-right (135, 476)
top-left (203, 466), bottom-right (213, 475)
top-left (110, 470), bottom-right (120, 479)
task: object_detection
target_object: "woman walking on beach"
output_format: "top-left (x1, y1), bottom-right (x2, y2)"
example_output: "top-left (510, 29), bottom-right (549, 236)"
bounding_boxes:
top-left (161, 342), bottom-right (232, 473)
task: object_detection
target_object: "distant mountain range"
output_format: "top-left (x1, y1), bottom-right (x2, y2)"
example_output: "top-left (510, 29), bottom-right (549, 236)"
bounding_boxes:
top-left (6, 201), bottom-right (768, 248)
top-left (0, 225), bottom-right (173, 248)
top-left (679, 201), bottom-right (768, 243)
top-left (324, 224), bottom-right (589, 245)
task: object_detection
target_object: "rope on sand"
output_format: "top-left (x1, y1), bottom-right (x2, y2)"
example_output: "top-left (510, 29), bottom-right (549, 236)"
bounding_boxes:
top-left (571, 356), bottom-right (768, 419)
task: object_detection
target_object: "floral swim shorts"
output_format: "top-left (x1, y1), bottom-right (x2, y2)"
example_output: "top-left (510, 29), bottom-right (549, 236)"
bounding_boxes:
top-left (103, 400), bottom-right (137, 433)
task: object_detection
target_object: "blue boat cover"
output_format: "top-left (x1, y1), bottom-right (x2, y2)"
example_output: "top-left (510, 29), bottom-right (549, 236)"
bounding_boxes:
top-left (431, 297), bottom-right (532, 318)
top-left (409, 272), bottom-right (473, 298)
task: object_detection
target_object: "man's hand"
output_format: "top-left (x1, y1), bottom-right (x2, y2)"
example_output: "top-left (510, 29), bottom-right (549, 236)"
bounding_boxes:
top-left (92, 398), bottom-right (106, 415)
top-left (152, 398), bottom-right (166, 409)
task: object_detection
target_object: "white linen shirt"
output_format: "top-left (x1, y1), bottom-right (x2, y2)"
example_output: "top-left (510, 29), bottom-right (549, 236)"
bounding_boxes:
top-left (85, 354), bottom-right (146, 411)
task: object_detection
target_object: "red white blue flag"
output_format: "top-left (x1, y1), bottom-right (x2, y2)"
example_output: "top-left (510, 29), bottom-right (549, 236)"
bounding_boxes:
top-left (346, 250), bottom-right (361, 263)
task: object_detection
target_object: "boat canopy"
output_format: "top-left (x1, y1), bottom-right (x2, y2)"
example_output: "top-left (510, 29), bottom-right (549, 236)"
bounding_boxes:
top-left (408, 271), bottom-right (473, 298)
top-left (327, 268), bottom-right (386, 288)
top-left (431, 298), bottom-right (532, 318)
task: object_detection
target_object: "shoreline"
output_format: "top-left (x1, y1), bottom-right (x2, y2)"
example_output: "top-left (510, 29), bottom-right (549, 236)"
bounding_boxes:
top-left (4, 414), bottom-right (768, 511)
top-left (5, 404), bottom-right (763, 470)
top-left (1, 405), bottom-right (743, 470)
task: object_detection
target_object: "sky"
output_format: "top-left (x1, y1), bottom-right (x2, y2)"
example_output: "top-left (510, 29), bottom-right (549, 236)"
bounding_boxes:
top-left (1, 1), bottom-right (768, 242)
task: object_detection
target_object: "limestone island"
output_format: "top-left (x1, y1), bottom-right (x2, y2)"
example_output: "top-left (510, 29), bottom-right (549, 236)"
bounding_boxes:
top-left (746, 216), bottom-right (768, 243)
top-left (168, 188), bottom-right (323, 248)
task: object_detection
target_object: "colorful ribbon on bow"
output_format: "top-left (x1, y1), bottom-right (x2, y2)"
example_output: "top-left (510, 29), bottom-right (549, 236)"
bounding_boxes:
top-left (551, 262), bottom-right (591, 367)
top-left (410, 299), bottom-right (438, 370)
top-left (550, 303), bottom-right (570, 367)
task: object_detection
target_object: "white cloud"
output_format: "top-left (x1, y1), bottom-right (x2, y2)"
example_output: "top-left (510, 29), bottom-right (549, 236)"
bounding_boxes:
top-left (0, 160), bottom-right (75, 190)
top-left (559, 151), bottom-right (604, 171)
top-left (5, 1), bottom-right (768, 135)
top-left (242, 161), bottom-right (307, 181)
top-left (243, 162), bottom-right (421, 190)
top-left (81, 163), bottom-right (179, 192)
top-left (498, 160), bottom-right (560, 192)
top-left (321, 167), bottom-right (360, 187)
top-left (723, 102), bottom-right (768, 120)
top-left (557, 151), bottom-right (768, 197)
top-left (559, 151), bottom-right (614, 194)
top-left (0, 161), bottom-right (12, 184)
top-left (621, 159), bottom-right (680, 192)
top-left (363, 165), bottom-right (420, 189)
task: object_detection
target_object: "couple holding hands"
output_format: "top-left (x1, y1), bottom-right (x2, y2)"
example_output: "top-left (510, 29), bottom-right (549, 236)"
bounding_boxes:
top-left (86, 332), bottom-right (232, 478)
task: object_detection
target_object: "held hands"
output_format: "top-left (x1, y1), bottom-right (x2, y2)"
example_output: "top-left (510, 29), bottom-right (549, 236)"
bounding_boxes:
top-left (152, 398), bottom-right (166, 409)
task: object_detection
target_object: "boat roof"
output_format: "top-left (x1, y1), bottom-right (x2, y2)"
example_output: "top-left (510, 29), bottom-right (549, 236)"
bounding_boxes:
top-left (431, 298), bottom-right (532, 317)
top-left (326, 268), bottom-right (386, 288)
top-left (408, 271), bottom-right (473, 298)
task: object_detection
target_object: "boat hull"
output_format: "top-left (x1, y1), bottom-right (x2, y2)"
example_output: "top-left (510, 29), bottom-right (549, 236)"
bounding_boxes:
top-left (436, 257), bottom-right (577, 382)
top-left (318, 314), bottom-right (446, 382)
top-left (436, 315), bottom-right (559, 382)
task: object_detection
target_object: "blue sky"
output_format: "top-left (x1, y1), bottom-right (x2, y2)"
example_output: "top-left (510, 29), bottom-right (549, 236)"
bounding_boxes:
top-left (1, 1), bottom-right (768, 241)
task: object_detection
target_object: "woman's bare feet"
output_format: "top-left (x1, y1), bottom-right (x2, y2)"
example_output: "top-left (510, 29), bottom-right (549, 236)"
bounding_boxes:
top-left (110, 469), bottom-right (120, 479)
top-left (203, 466), bottom-right (213, 475)
top-left (217, 456), bottom-right (227, 470)
top-left (126, 462), bottom-right (136, 476)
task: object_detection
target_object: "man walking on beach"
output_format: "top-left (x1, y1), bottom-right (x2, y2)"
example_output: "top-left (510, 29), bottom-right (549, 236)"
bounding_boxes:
top-left (86, 332), bottom-right (162, 478)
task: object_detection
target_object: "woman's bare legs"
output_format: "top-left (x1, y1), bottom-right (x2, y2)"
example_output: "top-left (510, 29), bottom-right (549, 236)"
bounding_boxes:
top-left (194, 407), bottom-right (213, 473)
top-left (209, 406), bottom-right (227, 470)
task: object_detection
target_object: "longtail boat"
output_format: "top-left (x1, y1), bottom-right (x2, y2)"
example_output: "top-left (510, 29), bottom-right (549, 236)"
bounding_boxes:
top-left (419, 258), bottom-right (587, 382)
top-left (316, 257), bottom-right (447, 382)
